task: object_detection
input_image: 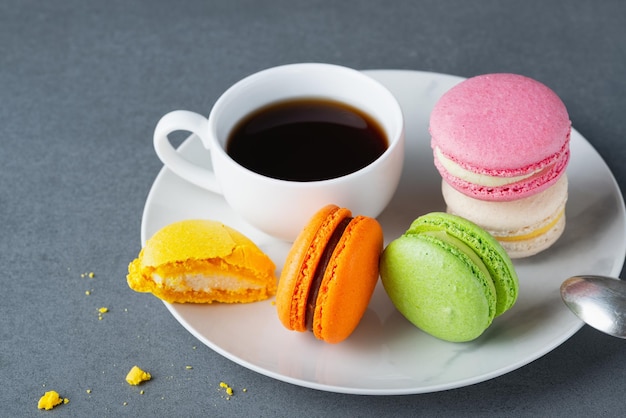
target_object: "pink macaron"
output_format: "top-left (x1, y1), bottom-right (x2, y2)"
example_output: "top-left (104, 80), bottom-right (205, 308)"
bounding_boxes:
top-left (430, 73), bottom-right (571, 201)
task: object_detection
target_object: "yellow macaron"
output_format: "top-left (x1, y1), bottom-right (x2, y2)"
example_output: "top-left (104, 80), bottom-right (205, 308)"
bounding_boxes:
top-left (127, 219), bottom-right (277, 303)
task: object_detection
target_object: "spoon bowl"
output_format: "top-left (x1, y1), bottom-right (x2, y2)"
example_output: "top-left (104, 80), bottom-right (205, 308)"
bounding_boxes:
top-left (560, 275), bottom-right (626, 339)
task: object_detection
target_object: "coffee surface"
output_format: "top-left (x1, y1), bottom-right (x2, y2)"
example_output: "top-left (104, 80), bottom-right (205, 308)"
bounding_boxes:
top-left (226, 99), bottom-right (388, 181)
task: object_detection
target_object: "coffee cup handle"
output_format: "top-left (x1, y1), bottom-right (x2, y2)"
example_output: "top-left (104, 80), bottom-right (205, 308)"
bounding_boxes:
top-left (153, 110), bottom-right (222, 194)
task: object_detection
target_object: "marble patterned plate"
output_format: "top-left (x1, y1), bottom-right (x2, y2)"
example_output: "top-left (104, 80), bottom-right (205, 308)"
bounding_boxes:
top-left (141, 70), bottom-right (626, 395)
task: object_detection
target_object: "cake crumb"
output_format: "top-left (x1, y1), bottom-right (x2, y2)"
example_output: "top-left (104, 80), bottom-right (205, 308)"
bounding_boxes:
top-left (98, 307), bottom-right (109, 320)
top-left (185, 365), bottom-right (193, 370)
top-left (37, 390), bottom-right (68, 410)
top-left (86, 389), bottom-right (92, 394)
top-left (219, 381), bottom-right (234, 398)
top-left (126, 365), bottom-right (151, 385)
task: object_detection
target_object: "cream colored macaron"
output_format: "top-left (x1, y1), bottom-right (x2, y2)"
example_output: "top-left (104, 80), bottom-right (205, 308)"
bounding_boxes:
top-left (442, 175), bottom-right (568, 258)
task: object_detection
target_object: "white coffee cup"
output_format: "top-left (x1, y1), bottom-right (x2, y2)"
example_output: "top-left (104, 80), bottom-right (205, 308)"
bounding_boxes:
top-left (153, 63), bottom-right (405, 241)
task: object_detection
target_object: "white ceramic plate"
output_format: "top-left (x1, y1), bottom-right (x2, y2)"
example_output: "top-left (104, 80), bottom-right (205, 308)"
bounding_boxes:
top-left (141, 70), bottom-right (626, 395)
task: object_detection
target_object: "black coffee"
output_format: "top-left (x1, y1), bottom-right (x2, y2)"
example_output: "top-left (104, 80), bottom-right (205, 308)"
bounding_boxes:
top-left (226, 98), bottom-right (388, 181)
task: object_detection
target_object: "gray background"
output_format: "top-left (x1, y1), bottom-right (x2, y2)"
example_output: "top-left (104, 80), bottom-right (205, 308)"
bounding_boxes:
top-left (2, 0), bottom-right (626, 416)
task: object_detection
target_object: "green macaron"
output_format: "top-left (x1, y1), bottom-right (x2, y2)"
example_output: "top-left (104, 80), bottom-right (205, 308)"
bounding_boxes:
top-left (380, 212), bottom-right (519, 342)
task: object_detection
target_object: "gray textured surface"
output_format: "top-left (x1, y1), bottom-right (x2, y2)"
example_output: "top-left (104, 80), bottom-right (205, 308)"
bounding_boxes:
top-left (2, 0), bottom-right (626, 416)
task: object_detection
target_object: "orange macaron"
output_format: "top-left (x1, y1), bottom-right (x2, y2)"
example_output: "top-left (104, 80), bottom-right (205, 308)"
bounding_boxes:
top-left (276, 205), bottom-right (383, 343)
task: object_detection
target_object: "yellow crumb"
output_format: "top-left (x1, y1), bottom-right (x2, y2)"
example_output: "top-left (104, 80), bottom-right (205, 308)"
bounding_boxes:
top-left (97, 306), bottom-right (109, 320)
top-left (219, 381), bottom-right (234, 397)
top-left (185, 366), bottom-right (193, 370)
top-left (123, 401), bottom-right (128, 406)
top-left (242, 388), bottom-right (247, 393)
top-left (140, 390), bottom-right (145, 395)
top-left (63, 398), bottom-right (69, 405)
top-left (85, 290), bottom-right (91, 295)
top-left (89, 272), bottom-right (95, 278)
top-left (126, 365), bottom-right (151, 385)
top-left (37, 390), bottom-right (66, 410)
top-left (86, 389), bottom-right (92, 394)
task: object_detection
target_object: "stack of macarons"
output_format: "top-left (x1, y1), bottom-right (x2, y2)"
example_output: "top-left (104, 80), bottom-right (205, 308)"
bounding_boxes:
top-left (429, 73), bottom-right (571, 258)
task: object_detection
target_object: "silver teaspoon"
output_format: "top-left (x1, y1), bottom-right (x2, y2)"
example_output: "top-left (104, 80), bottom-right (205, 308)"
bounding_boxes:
top-left (560, 275), bottom-right (626, 338)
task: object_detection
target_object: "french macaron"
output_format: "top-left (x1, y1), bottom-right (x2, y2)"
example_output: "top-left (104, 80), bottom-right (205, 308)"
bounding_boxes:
top-left (443, 175), bottom-right (568, 258)
top-left (430, 73), bottom-right (571, 201)
top-left (276, 204), bottom-right (383, 344)
top-left (380, 212), bottom-right (519, 342)
top-left (127, 219), bottom-right (277, 304)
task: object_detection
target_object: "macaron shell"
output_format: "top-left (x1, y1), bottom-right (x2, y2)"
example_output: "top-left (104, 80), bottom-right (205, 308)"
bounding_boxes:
top-left (443, 175), bottom-right (568, 258)
top-left (313, 215), bottom-right (383, 343)
top-left (140, 219), bottom-right (275, 272)
top-left (430, 73), bottom-right (571, 173)
top-left (276, 205), bottom-right (352, 332)
top-left (408, 213), bottom-right (518, 317)
top-left (380, 233), bottom-right (496, 342)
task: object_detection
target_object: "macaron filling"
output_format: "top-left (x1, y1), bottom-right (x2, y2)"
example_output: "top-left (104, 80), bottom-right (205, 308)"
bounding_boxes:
top-left (496, 209), bottom-right (564, 242)
top-left (421, 231), bottom-right (492, 282)
top-left (434, 147), bottom-right (550, 187)
top-left (151, 272), bottom-right (265, 292)
top-left (305, 217), bottom-right (352, 331)
top-left (436, 149), bottom-right (569, 201)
